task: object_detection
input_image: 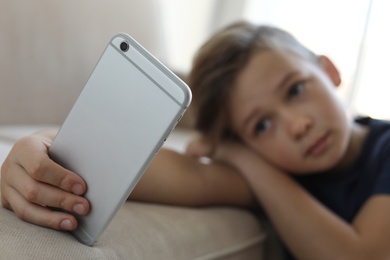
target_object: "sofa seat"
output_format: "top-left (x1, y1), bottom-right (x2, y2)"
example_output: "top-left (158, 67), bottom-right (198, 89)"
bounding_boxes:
top-left (0, 201), bottom-right (266, 259)
top-left (0, 126), bottom-right (281, 259)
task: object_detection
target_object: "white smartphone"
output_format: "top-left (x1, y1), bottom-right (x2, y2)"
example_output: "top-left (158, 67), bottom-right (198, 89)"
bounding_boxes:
top-left (49, 33), bottom-right (191, 246)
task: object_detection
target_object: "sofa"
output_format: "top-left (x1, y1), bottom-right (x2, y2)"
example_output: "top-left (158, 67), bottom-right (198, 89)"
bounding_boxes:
top-left (0, 1), bottom-right (283, 259)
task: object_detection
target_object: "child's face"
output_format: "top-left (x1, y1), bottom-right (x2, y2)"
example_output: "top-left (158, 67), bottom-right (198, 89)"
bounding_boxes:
top-left (229, 49), bottom-right (351, 174)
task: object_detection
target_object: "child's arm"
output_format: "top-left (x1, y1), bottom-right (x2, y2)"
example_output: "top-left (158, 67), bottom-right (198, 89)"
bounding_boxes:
top-left (1, 131), bottom-right (255, 231)
top-left (216, 141), bottom-right (390, 260)
top-left (131, 148), bottom-right (255, 207)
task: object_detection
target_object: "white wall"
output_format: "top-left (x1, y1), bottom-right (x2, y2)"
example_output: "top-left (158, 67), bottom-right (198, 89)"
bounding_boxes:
top-left (156, 0), bottom-right (215, 73)
top-left (352, 0), bottom-right (390, 119)
top-left (159, 0), bottom-right (389, 119)
top-left (157, 0), bottom-right (246, 74)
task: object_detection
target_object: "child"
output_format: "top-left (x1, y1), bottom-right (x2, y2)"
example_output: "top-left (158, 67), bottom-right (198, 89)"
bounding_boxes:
top-left (2, 21), bottom-right (390, 259)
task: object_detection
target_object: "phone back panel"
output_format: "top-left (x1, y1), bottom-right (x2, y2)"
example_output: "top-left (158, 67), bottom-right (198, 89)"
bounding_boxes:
top-left (49, 34), bottom-right (191, 246)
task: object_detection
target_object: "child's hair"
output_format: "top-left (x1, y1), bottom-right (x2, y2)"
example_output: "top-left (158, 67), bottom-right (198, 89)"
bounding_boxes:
top-left (188, 21), bottom-right (319, 151)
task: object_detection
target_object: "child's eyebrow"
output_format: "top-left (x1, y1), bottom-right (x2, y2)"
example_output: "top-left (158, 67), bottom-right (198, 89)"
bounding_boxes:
top-left (241, 108), bottom-right (261, 134)
top-left (273, 70), bottom-right (298, 94)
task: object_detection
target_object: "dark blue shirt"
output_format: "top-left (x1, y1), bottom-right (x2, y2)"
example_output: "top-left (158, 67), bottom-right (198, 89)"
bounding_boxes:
top-left (285, 117), bottom-right (390, 259)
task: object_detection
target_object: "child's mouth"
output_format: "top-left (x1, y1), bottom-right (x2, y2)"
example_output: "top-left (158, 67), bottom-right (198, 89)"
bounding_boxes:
top-left (305, 132), bottom-right (330, 157)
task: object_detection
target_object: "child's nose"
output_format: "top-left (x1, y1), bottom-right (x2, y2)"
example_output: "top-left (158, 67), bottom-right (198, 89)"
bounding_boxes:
top-left (287, 114), bottom-right (313, 140)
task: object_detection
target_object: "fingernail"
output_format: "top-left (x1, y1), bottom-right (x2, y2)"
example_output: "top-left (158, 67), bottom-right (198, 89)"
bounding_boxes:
top-left (60, 219), bottom-right (73, 230)
top-left (73, 203), bottom-right (86, 215)
top-left (71, 184), bottom-right (83, 195)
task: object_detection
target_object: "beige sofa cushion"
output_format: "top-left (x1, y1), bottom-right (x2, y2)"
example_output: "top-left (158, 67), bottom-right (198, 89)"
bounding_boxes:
top-left (0, 201), bottom-right (266, 259)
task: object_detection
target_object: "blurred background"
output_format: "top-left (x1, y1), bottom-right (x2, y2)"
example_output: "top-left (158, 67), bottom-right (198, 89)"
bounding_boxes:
top-left (0, 0), bottom-right (388, 124)
top-left (157, 0), bottom-right (388, 120)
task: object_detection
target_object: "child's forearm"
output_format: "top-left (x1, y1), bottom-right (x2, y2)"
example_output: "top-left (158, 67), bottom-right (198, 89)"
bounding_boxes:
top-left (129, 148), bottom-right (256, 208)
top-left (29, 130), bottom-right (255, 208)
top-left (232, 149), bottom-right (390, 260)
top-left (245, 166), bottom-right (358, 259)
top-left (30, 129), bottom-right (254, 207)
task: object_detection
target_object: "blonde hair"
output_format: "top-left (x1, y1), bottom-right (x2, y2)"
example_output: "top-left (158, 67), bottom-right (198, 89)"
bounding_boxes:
top-left (188, 21), bottom-right (318, 151)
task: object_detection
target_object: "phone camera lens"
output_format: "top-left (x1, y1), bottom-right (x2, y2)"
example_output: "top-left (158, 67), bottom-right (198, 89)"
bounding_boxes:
top-left (120, 41), bottom-right (129, 52)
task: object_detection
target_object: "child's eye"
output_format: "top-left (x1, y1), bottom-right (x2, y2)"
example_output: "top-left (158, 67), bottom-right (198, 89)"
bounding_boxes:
top-left (254, 119), bottom-right (271, 135)
top-left (288, 82), bottom-right (304, 98)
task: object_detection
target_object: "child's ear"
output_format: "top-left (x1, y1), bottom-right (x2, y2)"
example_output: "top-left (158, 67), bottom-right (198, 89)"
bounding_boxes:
top-left (318, 55), bottom-right (341, 87)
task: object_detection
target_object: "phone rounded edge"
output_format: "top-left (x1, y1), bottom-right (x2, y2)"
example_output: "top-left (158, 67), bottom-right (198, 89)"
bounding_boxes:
top-left (71, 228), bottom-right (96, 247)
top-left (177, 81), bottom-right (192, 109)
top-left (111, 32), bottom-right (192, 109)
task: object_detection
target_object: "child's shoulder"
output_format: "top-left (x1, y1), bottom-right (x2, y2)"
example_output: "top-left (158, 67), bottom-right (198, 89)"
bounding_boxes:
top-left (357, 117), bottom-right (390, 141)
top-left (357, 116), bottom-right (390, 160)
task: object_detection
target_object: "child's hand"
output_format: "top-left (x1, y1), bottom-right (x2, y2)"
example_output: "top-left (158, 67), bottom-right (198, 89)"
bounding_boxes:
top-left (213, 139), bottom-right (279, 177)
top-left (213, 140), bottom-right (250, 166)
top-left (1, 133), bottom-right (90, 231)
top-left (185, 134), bottom-right (263, 168)
top-left (184, 133), bottom-right (213, 158)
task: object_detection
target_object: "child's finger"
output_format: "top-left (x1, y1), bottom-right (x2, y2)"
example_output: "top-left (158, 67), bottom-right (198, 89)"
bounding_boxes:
top-left (6, 165), bottom-right (89, 216)
top-left (3, 186), bottom-right (78, 231)
top-left (21, 155), bottom-right (86, 195)
top-left (11, 137), bottom-right (86, 195)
